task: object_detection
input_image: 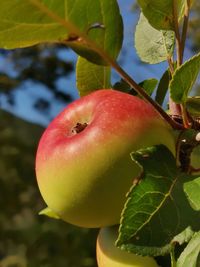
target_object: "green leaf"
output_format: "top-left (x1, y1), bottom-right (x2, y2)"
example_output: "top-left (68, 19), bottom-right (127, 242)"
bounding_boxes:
top-left (39, 207), bottom-right (60, 219)
top-left (112, 79), bottom-right (131, 93)
top-left (184, 177), bottom-right (200, 211)
top-left (155, 69), bottom-right (171, 106)
top-left (177, 129), bottom-right (200, 173)
top-left (177, 231), bottom-right (200, 267)
top-left (116, 145), bottom-right (200, 256)
top-left (172, 226), bottom-right (194, 245)
top-left (0, 0), bottom-right (123, 65)
top-left (113, 78), bottom-right (158, 97)
top-left (170, 53), bottom-right (200, 104)
top-left (191, 145), bottom-right (200, 170)
top-left (137, 0), bottom-right (185, 30)
top-left (76, 56), bottom-right (111, 96)
top-left (186, 97), bottom-right (200, 117)
top-left (138, 78), bottom-right (158, 95)
top-left (135, 13), bottom-right (175, 64)
top-left (113, 78), bottom-right (157, 96)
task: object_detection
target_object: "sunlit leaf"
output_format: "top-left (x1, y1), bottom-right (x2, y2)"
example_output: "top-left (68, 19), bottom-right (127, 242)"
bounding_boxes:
top-left (76, 56), bottom-right (111, 96)
top-left (172, 226), bottom-right (194, 245)
top-left (137, 0), bottom-right (185, 30)
top-left (0, 0), bottom-right (123, 65)
top-left (177, 231), bottom-right (200, 267)
top-left (117, 145), bottom-right (200, 256)
top-left (135, 13), bottom-right (174, 64)
top-left (170, 53), bottom-right (200, 104)
top-left (184, 177), bottom-right (200, 211)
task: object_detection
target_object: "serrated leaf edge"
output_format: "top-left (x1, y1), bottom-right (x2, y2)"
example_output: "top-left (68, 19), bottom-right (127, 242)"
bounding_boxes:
top-left (169, 52), bottom-right (200, 103)
top-left (117, 150), bottom-right (179, 245)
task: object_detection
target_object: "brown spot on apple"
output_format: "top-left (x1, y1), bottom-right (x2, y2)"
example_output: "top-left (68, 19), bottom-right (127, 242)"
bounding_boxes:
top-left (72, 122), bottom-right (88, 134)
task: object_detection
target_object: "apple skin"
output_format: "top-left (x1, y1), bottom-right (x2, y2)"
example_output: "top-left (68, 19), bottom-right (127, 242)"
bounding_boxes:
top-left (96, 226), bottom-right (159, 267)
top-left (36, 89), bottom-right (175, 228)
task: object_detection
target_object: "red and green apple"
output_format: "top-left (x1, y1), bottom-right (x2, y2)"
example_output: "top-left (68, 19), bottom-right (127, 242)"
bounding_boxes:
top-left (36, 89), bottom-right (175, 228)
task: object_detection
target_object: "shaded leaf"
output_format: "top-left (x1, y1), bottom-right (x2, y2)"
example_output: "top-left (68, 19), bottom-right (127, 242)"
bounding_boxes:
top-left (177, 129), bottom-right (200, 173)
top-left (76, 56), bottom-right (111, 96)
top-left (177, 231), bottom-right (200, 267)
top-left (155, 69), bottom-right (171, 106)
top-left (117, 145), bottom-right (200, 256)
top-left (137, 0), bottom-right (185, 30)
top-left (186, 97), bottom-right (200, 117)
top-left (184, 177), bottom-right (200, 211)
top-left (112, 79), bottom-right (131, 93)
top-left (170, 53), bottom-right (200, 104)
top-left (113, 78), bottom-right (157, 97)
top-left (135, 13), bottom-right (174, 64)
top-left (138, 78), bottom-right (158, 96)
top-left (191, 145), bottom-right (200, 171)
top-left (0, 0), bottom-right (123, 65)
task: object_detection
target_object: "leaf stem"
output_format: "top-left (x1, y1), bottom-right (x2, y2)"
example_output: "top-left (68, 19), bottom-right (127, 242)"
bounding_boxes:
top-left (180, 0), bottom-right (190, 64)
top-left (172, 0), bottom-right (191, 128)
top-left (179, 1), bottom-right (194, 129)
top-left (167, 56), bottom-right (175, 75)
top-left (180, 104), bottom-right (192, 128)
top-left (173, 0), bottom-right (182, 67)
top-left (29, 0), bottom-right (184, 130)
top-left (170, 246), bottom-right (177, 267)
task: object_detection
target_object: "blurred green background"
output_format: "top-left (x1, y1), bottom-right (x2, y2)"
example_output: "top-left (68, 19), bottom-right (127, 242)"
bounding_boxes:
top-left (0, 1), bottom-right (200, 267)
top-left (0, 109), bottom-right (98, 267)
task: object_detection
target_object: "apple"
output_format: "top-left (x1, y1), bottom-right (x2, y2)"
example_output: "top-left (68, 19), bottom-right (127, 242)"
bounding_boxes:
top-left (36, 89), bottom-right (175, 228)
top-left (96, 226), bottom-right (159, 267)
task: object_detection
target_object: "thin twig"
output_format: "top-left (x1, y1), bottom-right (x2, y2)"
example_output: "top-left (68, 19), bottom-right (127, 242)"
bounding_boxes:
top-left (173, 0), bottom-right (182, 67)
top-left (170, 246), bottom-right (177, 267)
top-left (171, 0), bottom-right (192, 128)
top-left (179, 0), bottom-right (194, 128)
top-left (180, 0), bottom-right (190, 64)
top-left (167, 56), bottom-right (175, 75)
top-left (167, 49), bottom-right (182, 121)
top-left (29, 0), bottom-right (184, 130)
top-left (180, 104), bottom-right (192, 128)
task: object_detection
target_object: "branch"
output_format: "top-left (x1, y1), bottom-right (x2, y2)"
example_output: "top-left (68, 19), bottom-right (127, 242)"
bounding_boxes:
top-left (171, 0), bottom-right (192, 128)
top-left (29, 0), bottom-right (184, 130)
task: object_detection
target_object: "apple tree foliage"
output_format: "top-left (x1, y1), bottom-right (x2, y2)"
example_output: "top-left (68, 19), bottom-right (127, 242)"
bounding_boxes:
top-left (0, 0), bottom-right (200, 266)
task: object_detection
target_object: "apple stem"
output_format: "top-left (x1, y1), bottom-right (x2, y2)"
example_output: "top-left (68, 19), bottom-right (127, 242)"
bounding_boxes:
top-left (170, 246), bottom-right (177, 267)
top-left (30, 0), bottom-right (184, 130)
top-left (72, 122), bottom-right (88, 134)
